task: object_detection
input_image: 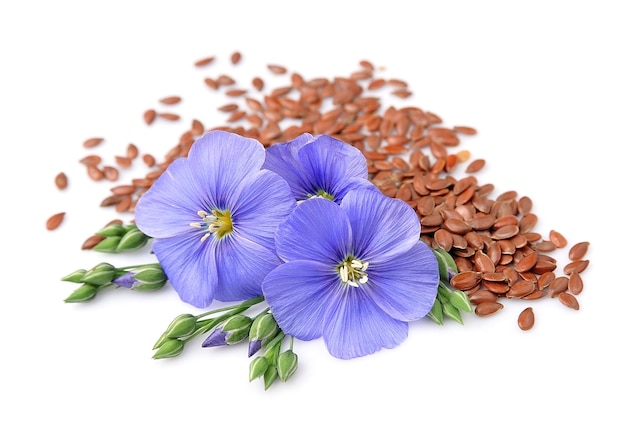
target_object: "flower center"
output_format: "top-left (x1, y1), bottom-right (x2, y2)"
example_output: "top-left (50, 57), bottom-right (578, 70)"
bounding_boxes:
top-left (307, 189), bottom-right (334, 201)
top-left (190, 209), bottom-right (233, 241)
top-left (337, 256), bottom-right (369, 288)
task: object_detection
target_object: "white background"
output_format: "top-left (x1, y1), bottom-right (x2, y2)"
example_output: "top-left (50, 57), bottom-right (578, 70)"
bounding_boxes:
top-left (1, 1), bottom-right (624, 432)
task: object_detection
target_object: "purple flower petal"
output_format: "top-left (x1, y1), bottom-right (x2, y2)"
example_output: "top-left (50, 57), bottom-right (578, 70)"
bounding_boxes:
top-left (214, 234), bottom-right (282, 301)
top-left (341, 188), bottom-right (421, 262)
top-left (135, 131), bottom-right (266, 239)
top-left (263, 133), bottom-right (370, 203)
top-left (365, 241), bottom-right (439, 321)
top-left (274, 197), bottom-right (351, 264)
top-left (230, 170), bottom-right (295, 248)
top-left (189, 131), bottom-right (267, 207)
top-left (263, 134), bottom-right (316, 200)
top-left (152, 233), bottom-right (218, 308)
top-left (323, 289), bottom-right (409, 359)
top-left (297, 135), bottom-right (369, 187)
top-left (262, 260), bottom-right (342, 341)
top-left (134, 131), bottom-right (297, 307)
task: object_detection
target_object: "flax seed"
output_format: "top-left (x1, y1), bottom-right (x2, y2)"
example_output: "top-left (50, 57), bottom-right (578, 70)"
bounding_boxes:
top-left (83, 137), bottom-right (104, 148)
top-left (517, 307), bottom-right (535, 331)
top-left (46, 212), bottom-right (65, 230)
top-left (55, 172), bottom-right (68, 190)
top-left (159, 96), bottom-right (182, 105)
top-left (558, 292), bottom-right (580, 310)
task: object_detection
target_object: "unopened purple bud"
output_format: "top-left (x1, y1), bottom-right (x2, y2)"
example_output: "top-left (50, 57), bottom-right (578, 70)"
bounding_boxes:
top-left (248, 339), bottom-right (262, 357)
top-left (201, 327), bottom-right (227, 347)
top-left (112, 272), bottom-right (136, 288)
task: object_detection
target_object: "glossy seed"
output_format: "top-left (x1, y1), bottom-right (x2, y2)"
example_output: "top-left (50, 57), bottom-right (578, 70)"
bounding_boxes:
top-left (568, 241), bottom-right (590, 261)
top-left (558, 292), bottom-right (580, 310)
top-left (568, 271), bottom-right (584, 295)
top-left (46, 212), bottom-right (65, 230)
top-left (450, 271), bottom-right (482, 290)
top-left (563, 259), bottom-right (590, 275)
top-left (517, 307), bottom-right (535, 331)
top-left (81, 234), bottom-right (106, 250)
top-left (475, 301), bottom-right (504, 317)
top-left (465, 158), bottom-right (485, 173)
top-left (549, 230), bottom-right (568, 248)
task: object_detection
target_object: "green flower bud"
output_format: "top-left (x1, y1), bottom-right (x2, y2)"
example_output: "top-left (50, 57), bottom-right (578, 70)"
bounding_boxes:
top-left (249, 356), bottom-right (269, 382)
top-left (64, 283), bottom-right (99, 303)
top-left (263, 365), bottom-right (279, 390)
top-left (81, 262), bottom-right (117, 286)
top-left (448, 289), bottom-right (473, 313)
top-left (222, 314), bottom-right (253, 345)
top-left (427, 297), bottom-right (444, 325)
top-left (131, 282), bottom-right (165, 292)
top-left (277, 350), bottom-right (298, 382)
top-left (132, 264), bottom-right (167, 285)
top-left (116, 228), bottom-right (149, 252)
top-left (152, 338), bottom-right (184, 359)
top-left (61, 269), bottom-right (87, 283)
top-left (152, 332), bottom-right (168, 350)
top-left (442, 301), bottom-right (463, 325)
top-left (164, 314), bottom-right (197, 339)
top-left (432, 247), bottom-right (458, 282)
top-left (93, 236), bottom-right (122, 253)
top-left (263, 337), bottom-right (282, 365)
top-left (96, 223), bottom-right (126, 237)
top-left (249, 312), bottom-right (279, 343)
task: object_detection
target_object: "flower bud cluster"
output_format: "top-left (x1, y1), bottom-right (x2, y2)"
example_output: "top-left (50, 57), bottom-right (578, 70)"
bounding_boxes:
top-left (61, 262), bottom-right (167, 302)
top-left (428, 248), bottom-right (473, 325)
top-left (92, 222), bottom-right (151, 253)
top-left (246, 313), bottom-right (297, 389)
top-left (151, 297), bottom-right (297, 390)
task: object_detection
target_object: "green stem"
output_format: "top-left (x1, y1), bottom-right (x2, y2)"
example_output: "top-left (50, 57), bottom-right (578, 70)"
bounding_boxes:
top-left (183, 296), bottom-right (266, 343)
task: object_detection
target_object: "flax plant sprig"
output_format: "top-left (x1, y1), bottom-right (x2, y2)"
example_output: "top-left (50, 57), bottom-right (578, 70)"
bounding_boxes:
top-left (152, 296), bottom-right (298, 390)
top-left (90, 222), bottom-right (151, 253)
top-left (61, 262), bottom-right (167, 302)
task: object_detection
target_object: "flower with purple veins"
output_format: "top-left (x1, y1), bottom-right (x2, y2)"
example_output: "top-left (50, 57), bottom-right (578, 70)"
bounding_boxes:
top-left (262, 188), bottom-right (440, 360)
top-left (262, 133), bottom-right (378, 203)
top-left (134, 131), bottom-right (296, 308)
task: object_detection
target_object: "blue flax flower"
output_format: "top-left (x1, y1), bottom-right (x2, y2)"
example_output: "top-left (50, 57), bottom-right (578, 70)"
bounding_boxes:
top-left (134, 131), bottom-right (296, 308)
top-left (262, 188), bottom-right (439, 359)
top-left (262, 133), bottom-right (377, 203)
